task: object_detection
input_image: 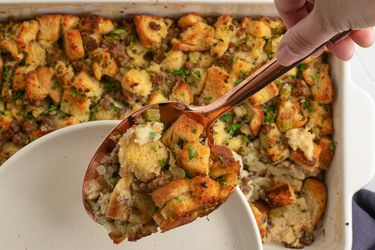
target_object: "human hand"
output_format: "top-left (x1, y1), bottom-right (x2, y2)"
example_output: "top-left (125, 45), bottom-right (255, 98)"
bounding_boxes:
top-left (275, 0), bottom-right (375, 65)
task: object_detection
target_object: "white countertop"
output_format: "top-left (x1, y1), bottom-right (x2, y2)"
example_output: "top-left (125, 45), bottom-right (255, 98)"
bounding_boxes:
top-left (351, 44), bottom-right (375, 192)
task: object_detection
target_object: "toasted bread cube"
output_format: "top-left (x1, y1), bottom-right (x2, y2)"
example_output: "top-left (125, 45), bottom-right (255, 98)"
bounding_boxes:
top-left (37, 15), bottom-right (62, 42)
top-left (210, 15), bottom-right (234, 58)
top-left (55, 60), bottom-right (74, 87)
top-left (212, 120), bottom-right (231, 146)
top-left (62, 15), bottom-right (80, 31)
top-left (121, 69), bottom-right (152, 98)
top-left (302, 61), bottom-right (333, 104)
top-left (202, 66), bottom-right (232, 102)
top-left (12, 66), bottom-right (33, 90)
top-left (16, 20), bottom-right (39, 49)
top-left (118, 138), bottom-right (169, 182)
top-left (1, 39), bottom-right (24, 61)
top-left (161, 50), bottom-right (187, 72)
top-left (266, 183), bottom-right (297, 208)
top-left (290, 143), bottom-right (322, 169)
top-left (318, 137), bottom-right (334, 169)
top-left (161, 114), bottom-right (204, 148)
top-left (63, 29), bottom-right (85, 60)
top-left (259, 124), bottom-right (290, 164)
top-left (178, 141), bottom-right (210, 176)
top-left (106, 176), bottom-right (134, 221)
top-left (24, 71), bottom-right (48, 102)
top-left (54, 116), bottom-right (80, 129)
top-left (250, 202), bottom-right (268, 239)
top-left (248, 82), bottom-right (279, 105)
top-left (172, 20), bottom-right (214, 51)
top-left (189, 68), bottom-right (207, 96)
top-left (302, 178), bottom-right (327, 228)
top-left (78, 15), bottom-right (114, 34)
top-left (276, 98), bottom-right (307, 132)
top-left (134, 15), bottom-right (169, 48)
top-left (24, 41), bottom-right (46, 67)
top-left (231, 58), bottom-right (253, 76)
top-left (177, 13), bottom-right (205, 28)
top-left (244, 102), bottom-right (264, 136)
top-left (60, 89), bottom-right (91, 121)
top-left (285, 128), bottom-right (315, 161)
top-left (91, 48), bottom-right (118, 80)
top-left (148, 91), bottom-right (167, 105)
top-left (209, 145), bottom-right (241, 179)
top-left (0, 114), bottom-right (12, 131)
top-left (190, 176), bottom-right (221, 204)
top-left (170, 78), bottom-right (193, 104)
top-left (151, 179), bottom-right (191, 207)
top-left (241, 17), bottom-right (271, 39)
top-left (309, 101), bottom-right (333, 136)
top-left (35, 67), bottom-right (61, 103)
top-left (71, 71), bottom-right (103, 99)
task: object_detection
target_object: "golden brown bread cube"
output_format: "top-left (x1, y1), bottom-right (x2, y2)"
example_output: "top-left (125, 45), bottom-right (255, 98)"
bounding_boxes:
top-left (78, 15), bottom-right (114, 34)
top-left (259, 124), bottom-right (290, 164)
top-left (170, 78), bottom-right (193, 105)
top-left (241, 17), bottom-right (272, 39)
top-left (202, 66), bottom-right (232, 102)
top-left (54, 60), bottom-right (75, 88)
top-left (12, 66), bottom-right (33, 91)
top-left (36, 15), bottom-right (62, 42)
top-left (244, 102), bottom-right (264, 136)
top-left (16, 20), bottom-right (39, 49)
top-left (190, 176), bottom-right (221, 204)
top-left (62, 15), bottom-right (80, 31)
top-left (71, 71), bottom-right (103, 99)
top-left (148, 91), bottom-right (167, 105)
top-left (249, 82), bottom-right (279, 105)
top-left (106, 176), bottom-right (134, 221)
top-left (161, 114), bottom-right (204, 149)
top-left (250, 202), bottom-right (268, 239)
top-left (266, 183), bottom-right (297, 208)
top-left (134, 15), bottom-right (169, 48)
top-left (121, 69), bottom-right (152, 98)
top-left (210, 15), bottom-right (234, 58)
top-left (302, 178), bottom-right (327, 227)
top-left (91, 48), bottom-right (118, 80)
top-left (54, 116), bottom-right (80, 129)
top-left (63, 29), bottom-right (85, 60)
top-left (290, 143), bottom-right (322, 169)
top-left (1, 39), bottom-right (24, 61)
top-left (0, 114), bottom-right (12, 131)
top-left (276, 98), bottom-right (307, 132)
top-left (318, 138), bottom-right (334, 169)
top-left (151, 179), bottom-right (191, 208)
top-left (24, 41), bottom-right (46, 67)
top-left (35, 67), bottom-right (61, 103)
top-left (309, 101), bottom-right (334, 136)
top-left (178, 141), bottom-right (210, 176)
top-left (60, 88), bottom-right (91, 121)
top-left (24, 71), bottom-right (48, 102)
top-left (177, 13), bottom-right (205, 28)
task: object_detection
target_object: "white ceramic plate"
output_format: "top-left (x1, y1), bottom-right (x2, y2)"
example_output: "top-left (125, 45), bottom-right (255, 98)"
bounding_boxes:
top-left (0, 121), bottom-right (262, 250)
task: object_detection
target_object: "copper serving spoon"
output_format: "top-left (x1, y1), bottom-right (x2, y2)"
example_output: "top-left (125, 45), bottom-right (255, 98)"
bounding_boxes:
top-left (82, 30), bottom-right (350, 219)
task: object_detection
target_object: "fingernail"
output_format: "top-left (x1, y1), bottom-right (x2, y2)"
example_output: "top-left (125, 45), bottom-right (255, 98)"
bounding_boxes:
top-left (277, 45), bottom-right (300, 66)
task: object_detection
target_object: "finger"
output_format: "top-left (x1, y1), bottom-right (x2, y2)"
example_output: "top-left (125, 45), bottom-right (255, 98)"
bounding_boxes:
top-left (274, 0), bottom-right (309, 28)
top-left (277, 10), bottom-right (336, 65)
top-left (327, 37), bottom-right (355, 61)
top-left (350, 28), bottom-right (374, 48)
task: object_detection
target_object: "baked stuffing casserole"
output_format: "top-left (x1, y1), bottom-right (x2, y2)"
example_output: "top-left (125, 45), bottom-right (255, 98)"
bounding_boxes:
top-left (0, 13), bottom-right (334, 248)
top-left (83, 111), bottom-right (240, 243)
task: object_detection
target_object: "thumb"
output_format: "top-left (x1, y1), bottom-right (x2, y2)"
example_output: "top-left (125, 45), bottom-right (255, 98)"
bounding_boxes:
top-left (277, 10), bottom-right (336, 66)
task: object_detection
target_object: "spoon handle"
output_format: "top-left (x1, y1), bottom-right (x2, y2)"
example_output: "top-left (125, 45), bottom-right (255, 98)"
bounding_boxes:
top-left (198, 30), bottom-right (351, 120)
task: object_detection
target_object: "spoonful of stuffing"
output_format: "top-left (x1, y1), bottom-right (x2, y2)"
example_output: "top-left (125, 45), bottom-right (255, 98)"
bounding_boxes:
top-left (82, 30), bottom-right (350, 244)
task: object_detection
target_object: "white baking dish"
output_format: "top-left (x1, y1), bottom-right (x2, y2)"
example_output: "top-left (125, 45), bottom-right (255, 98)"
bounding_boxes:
top-left (1, 1), bottom-right (375, 249)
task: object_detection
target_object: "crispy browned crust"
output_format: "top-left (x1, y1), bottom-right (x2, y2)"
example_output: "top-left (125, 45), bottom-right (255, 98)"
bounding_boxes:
top-left (24, 71), bottom-right (48, 102)
top-left (151, 179), bottom-right (191, 208)
top-left (250, 201), bottom-right (268, 239)
top-left (202, 66), bottom-right (232, 101)
top-left (244, 102), bottom-right (264, 136)
top-left (78, 15), bottom-right (114, 34)
top-left (318, 138), bottom-right (334, 169)
top-left (302, 178), bottom-right (327, 228)
top-left (36, 15), bottom-right (62, 42)
top-left (249, 82), bottom-right (279, 105)
top-left (134, 15), bottom-right (168, 48)
top-left (266, 183), bottom-right (297, 208)
top-left (170, 78), bottom-right (194, 104)
top-left (290, 143), bottom-right (322, 169)
top-left (63, 29), bottom-right (85, 60)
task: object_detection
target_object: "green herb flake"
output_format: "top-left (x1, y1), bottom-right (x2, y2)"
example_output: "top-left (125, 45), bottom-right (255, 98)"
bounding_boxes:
top-left (152, 145), bottom-right (158, 152)
top-left (221, 113), bottom-right (232, 124)
top-left (112, 29), bottom-right (126, 36)
top-left (297, 64), bottom-right (306, 72)
top-left (329, 142), bottom-right (337, 151)
top-left (191, 71), bottom-right (201, 80)
top-left (173, 196), bottom-right (183, 203)
top-left (71, 91), bottom-right (78, 98)
top-left (52, 82), bottom-right (60, 90)
top-left (188, 145), bottom-right (197, 159)
top-left (30, 136), bottom-right (38, 142)
top-left (200, 181), bottom-right (208, 188)
top-left (158, 159), bottom-right (166, 168)
top-left (300, 99), bottom-right (313, 112)
top-left (2, 66), bottom-right (9, 79)
top-left (234, 76), bottom-right (245, 86)
top-left (151, 206), bottom-right (159, 215)
top-left (263, 106), bottom-right (276, 124)
top-left (192, 128), bottom-right (198, 134)
top-left (101, 76), bottom-right (121, 92)
top-left (171, 68), bottom-right (190, 78)
top-left (149, 131), bottom-right (157, 140)
top-left (12, 90), bottom-right (24, 100)
top-left (219, 155), bottom-right (226, 165)
top-left (240, 68), bottom-right (247, 74)
top-left (226, 123), bottom-right (240, 136)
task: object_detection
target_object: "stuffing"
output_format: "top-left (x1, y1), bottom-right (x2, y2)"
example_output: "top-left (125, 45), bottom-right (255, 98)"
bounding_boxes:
top-left (241, 17), bottom-right (272, 39)
top-left (126, 42), bottom-right (148, 67)
top-left (134, 15), bottom-right (169, 48)
top-left (24, 41), bottom-right (46, 67)
top-left (78, 15), bottom-right (114, 34)
top-left (1, 39), bottom-right (24, 61)
top-left (309, 101), bottom-right (334, 136)
top-left (212, 120), bottom-right (231, 145)
top-left (189, 68), bottom-right (207, 96)
top-left (12, 66), bottom-right (34, 90)
top-left (121, 69), bottom-right (152, 98)
top-left (60, 88), bottom-right (91, 121)
top-left (91, 48), bottom-right (118, 80)
top-left (170, 78), bottom-right (193, 104)
top-left (266, 183), bottom-right (296, 208)
top-left (210, 15), bottom-right (235, 57)
top-left (16, 20), bottom-right (39, 49)
top-left (0, 114), bottom-right (12, 131)
top-left (259, 124), bottom-right (289, 164)
top-left (71, 71), bottom-right (103, 100)
top-left (62, 15), bottom-right (80, 31)
top-left (250, 202), bottom-right (268, 239)
top-left (231, 58), bottom-right (253, 76)
top-left (248, 82), bottom-right (279, 105)
top-left (285, 128), bottom-right (315, 161)
top-left (55, 60), bottom-right (75, 87)
top-left (202, 66), bottom-right (232, 102)
top-left (276, 98), bottom-right (307, 132)
top-left (35, 67), bottom-right (61, 103)
top-left (161, 50), bottom-right (187, 72)
top-left (148, 91), bottom-right (167, 105)
top-left (244, 102), bottom-right (264, 136)
top-left (318, 137), bottom-right (335, 169)
top-left (24, 71), bottom-right (49, 102)
top-left (63, 29), bottom-right (85, 60)
top-left (36, 15), bottom-right (62, 42)
top-left (177, 13), bottom-right (205, 28)
top-left (289, 143), bottom-right (322, 169)
top-left (178, 141), bottom-right (210, 176)
top-left (54, 116), bottom-right (80, 129)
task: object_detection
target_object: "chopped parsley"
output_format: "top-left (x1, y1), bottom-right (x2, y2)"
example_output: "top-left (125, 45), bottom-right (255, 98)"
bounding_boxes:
top-left (219, 155), bottom-right (226, 167)
top-left (297, 63), bottom-right (306, 72)
top-left (71, 90), bottom-right (79, 98)
top-left (52, 82), bottom-right (61, 89)
top-left (191, 71), bottom-right (201, 80)
top-left (112, 29), bottom-right (126, 36)
top-left (221, 113), bottom-right (232, 123)
top-left (188, 145), bottom-right (197, 159)
top-left (149, 131), bottom-right (157, 140)
top-left (184, 170), bottom-right (192, 179)
top-left (12, 90), bottom-right (24, 100)
top-left (200, 181), bottom-right (208, 188)
top-left (171, 68), bottom-right (190, 78)
top-left (173, 196), bottom-right (183, 203)
top-left (329, 142), bottom-right (337, 151)
top-left (151, 206), bottom-right (159, 215)
top-left (263, 106), bottom-right (276, 124)
top-left (300, 99), bottom-right (313, 112)
top-left (101, 76), bottom-right (121, 92)
top-left (30, 136), bottom-right (38, 142)
top-left (152, 145), bottom-right (158, 152)
top-left (158, 159), bottom-right (167, 168)
top-left (240, 68), bottom-right (247, 74)
top-left (226, 123), bottom-right (240, 136)
top-left (2, 66), bottom-right (9, 79)
top-left (192, 128), bottom-right (198, 134)
top-left (234, 76), bottom-right (245, 86)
